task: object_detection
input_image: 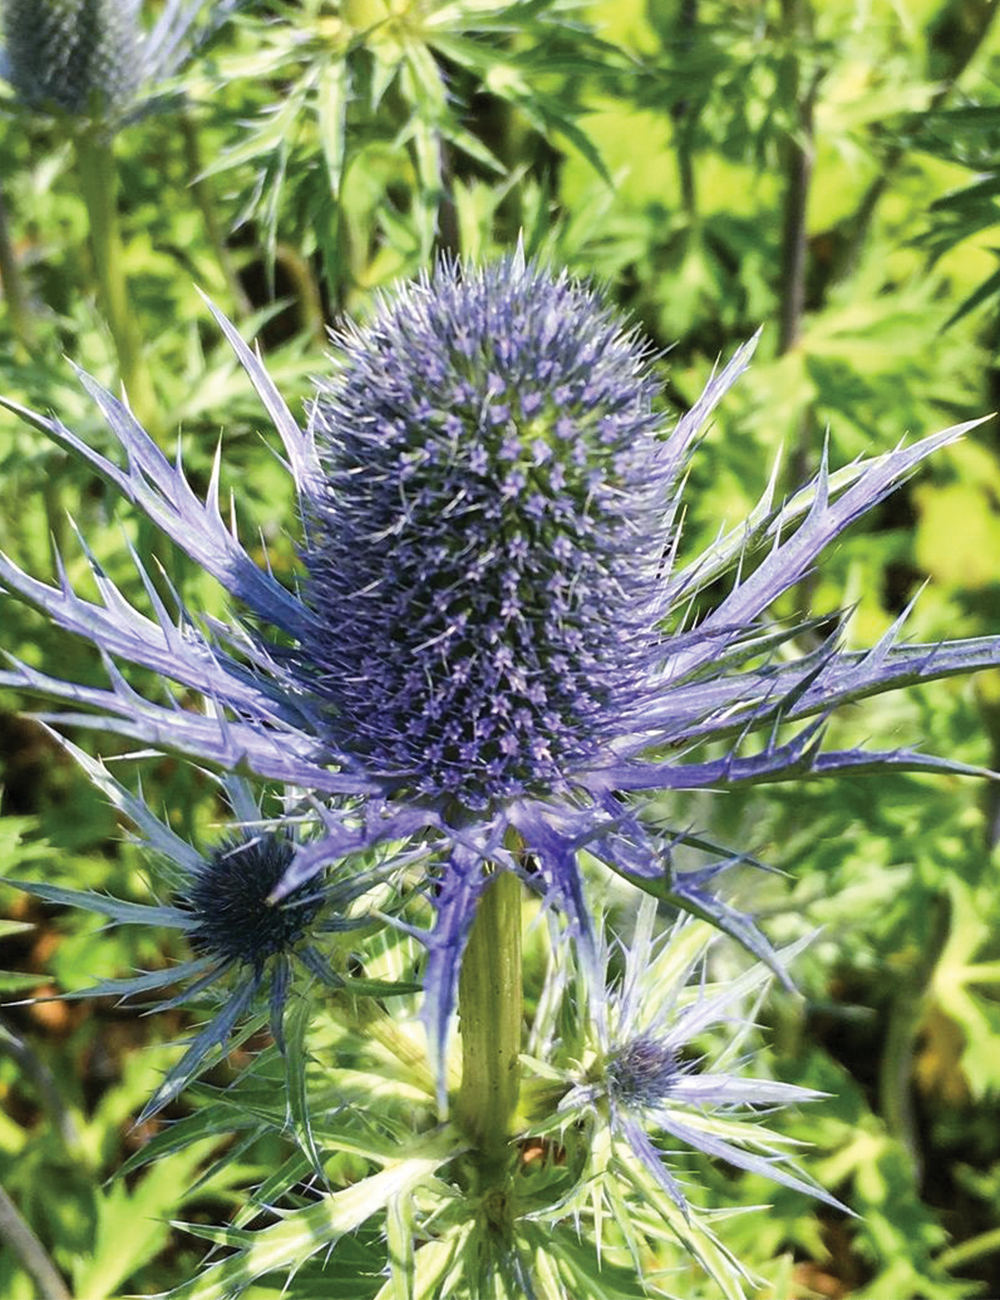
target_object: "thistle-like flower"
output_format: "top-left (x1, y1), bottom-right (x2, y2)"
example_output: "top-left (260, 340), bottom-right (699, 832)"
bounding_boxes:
top-left (0, 0), bottom-right (232, 125)
top-left (2, 738), bottom-right (407, 1124)
top-left (518, 899), bottom-right (840, 1287)
top-left (531, 898), bottom-right (835, 1217)
top-left (2, 250), bottom-right (999, 1075)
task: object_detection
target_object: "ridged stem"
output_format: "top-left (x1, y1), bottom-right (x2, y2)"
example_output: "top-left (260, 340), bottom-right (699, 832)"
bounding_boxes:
top-left (72, 130), bottom-right (158, 430)
top-left (457, 869), bottom-right (523, 1168)
top-left (0, 181), bottom-right (36, 353)
top-left (0, 1184), bottom-right (71, 1300)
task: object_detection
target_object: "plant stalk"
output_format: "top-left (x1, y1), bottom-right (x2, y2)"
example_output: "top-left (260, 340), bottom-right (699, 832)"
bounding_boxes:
top-left (0, 178), bottom-right (66, 575)
top-left (180, 112), bottom-right (251, 318)
top-left (73, 130), bottom-right (158, 429)
top-left (0, 182), bottom-right (36, 352)
top-left (0, 1183), bottom-right (71, 1300)
top-left (832, 0), bottom-right (998, 284)
top-left (457, 868), bottom-right (523, 1167)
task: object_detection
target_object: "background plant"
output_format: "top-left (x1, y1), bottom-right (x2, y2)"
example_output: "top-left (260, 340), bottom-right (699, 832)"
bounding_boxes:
top-left (3, 0), bottom-right (1000, 1297)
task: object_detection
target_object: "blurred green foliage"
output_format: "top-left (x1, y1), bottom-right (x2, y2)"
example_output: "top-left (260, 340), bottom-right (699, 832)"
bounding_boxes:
top-left (3, 0), bottom-right (1000, 1295)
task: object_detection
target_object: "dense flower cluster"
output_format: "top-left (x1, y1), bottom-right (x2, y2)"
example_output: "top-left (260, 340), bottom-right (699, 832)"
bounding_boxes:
top-left (181, 834), bottom-right (319, 969)
top-left (303, 260), bottom-right (667, 807)
top-left (2, 250), bottom-right (999, 1076)
top-left (2, 0), bottom-right (140, 116)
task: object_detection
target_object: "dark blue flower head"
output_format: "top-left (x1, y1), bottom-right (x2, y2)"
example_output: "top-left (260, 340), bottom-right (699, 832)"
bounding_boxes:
top-left (182, 833), bottom-right (322, 972)
top-left (3, 248), bottom-right (1000, 1093)
top-left (0, 741), bottom-right (409, 1124)
top-left (302, 258), bottom-right (666, 808)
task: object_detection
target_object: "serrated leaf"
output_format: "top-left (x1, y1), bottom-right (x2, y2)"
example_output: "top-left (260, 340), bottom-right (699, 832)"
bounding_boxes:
top-left (166, 1144), bottom-right (453, 1300)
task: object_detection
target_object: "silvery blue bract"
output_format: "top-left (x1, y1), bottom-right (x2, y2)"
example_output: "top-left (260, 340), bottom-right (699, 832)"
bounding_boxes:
top-left (536, 899), bottom-right (839, 1220)
top-left (3, 249), bottom-right (1000, 1077)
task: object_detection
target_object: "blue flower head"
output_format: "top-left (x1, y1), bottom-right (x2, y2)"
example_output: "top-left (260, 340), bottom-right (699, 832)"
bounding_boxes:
top-left (0, 0), bottom-right (232, 125)
top-left (1, 738), bottom-right (407, 1125)
top-left (527, 899), bottom-right (841, 1228)
top-left (2, 248), bottom-right (999, 1088)
top-left (302, 258), bottom-right (668, 809)
top-left (181, 833), bottom-right (321, 970)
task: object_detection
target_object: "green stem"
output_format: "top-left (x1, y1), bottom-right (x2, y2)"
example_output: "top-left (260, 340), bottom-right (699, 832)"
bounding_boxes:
top-left (0, 1020), bottom-right (83, 1160)
top-left (833, 0), bottom-right (998, 285)
top-left (457, 869), bottom-right (523, 1167)
top-left (0, 178), bottom-right (66, 575)
top-left (275, 242), bottom-right (326, 345)
top-left (0, 182), bottom-right (36, 352)
top-left (72, 130), bottom-right (158, 430)
top-left (180, 113), bottom-right (251, 319)
top-left (776, 0), bottom-right (821, 360)
top-left (879, 889), bottom-right (952, 1176)
top-left (671, 0), bottom-right (700, 220)
top-left (938, 1224), bottom-right (1000, 1272)
top-left (0, 1183), bottom-right (71, 1300)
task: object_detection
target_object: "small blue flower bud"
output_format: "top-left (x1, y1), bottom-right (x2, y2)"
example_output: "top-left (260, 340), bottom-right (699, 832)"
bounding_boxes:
top-left (182, 835), bottom-right (323, 973)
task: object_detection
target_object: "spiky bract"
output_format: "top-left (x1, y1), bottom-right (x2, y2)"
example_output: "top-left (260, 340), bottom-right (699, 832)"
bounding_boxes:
top-left (529, 899), bottom-right (839, 1221)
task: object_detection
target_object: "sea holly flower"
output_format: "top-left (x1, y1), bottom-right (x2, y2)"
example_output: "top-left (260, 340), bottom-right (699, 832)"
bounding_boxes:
top-left (526, 897), bottom-right (836, 1219)
top-left (1, 250), bottom-right (999, 1078)
top-left (0, 0), bottom-right (234, 126)
top-left (515, 898), bottom-right (840, 1291)
top-left (1, 736), bottom-right (412, 1126)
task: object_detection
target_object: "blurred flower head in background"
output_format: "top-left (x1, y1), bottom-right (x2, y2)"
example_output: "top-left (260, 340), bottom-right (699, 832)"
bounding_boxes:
top-left (0, 0), bottom-right (234, 126)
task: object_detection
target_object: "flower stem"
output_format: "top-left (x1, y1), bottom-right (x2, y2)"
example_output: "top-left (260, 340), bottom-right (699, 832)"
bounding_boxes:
top-left (0, 180), bottom-right (36, 353)
top-left (0, 1184), bottom-right (71, 1300)
top-left (72, 130), bottom-right (158, 430)
top-left (179, 112), bottom-right (251, 319)
top-left (879, 888), bottom-right (951, 1177)
top-left (457, 869), bottom-right (523, 1166)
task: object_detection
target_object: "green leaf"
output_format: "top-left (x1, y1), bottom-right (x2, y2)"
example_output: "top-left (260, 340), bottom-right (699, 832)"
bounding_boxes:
top-left (72, 1144), bottom-right (217, 1300)
top-left (166, 1143), bottom-right (454, 1300)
